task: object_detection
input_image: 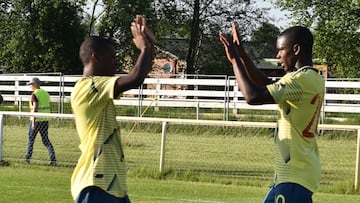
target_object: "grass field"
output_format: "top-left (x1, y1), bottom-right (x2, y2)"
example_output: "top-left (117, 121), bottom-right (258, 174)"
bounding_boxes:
top-left (1, 164), bottom-right (360, 203)
top-left (0, 116), bottom-right (360, 202)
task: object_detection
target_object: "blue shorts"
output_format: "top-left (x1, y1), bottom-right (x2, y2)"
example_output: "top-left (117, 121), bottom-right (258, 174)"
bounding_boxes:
top-left (75, 186), bottom-right (131, 203)
top-left (263, 183), bottom-right (313, 203)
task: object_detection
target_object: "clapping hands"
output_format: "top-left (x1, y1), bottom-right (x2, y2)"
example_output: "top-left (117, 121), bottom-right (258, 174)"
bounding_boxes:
top-left (131, 15), bottom-right (155, 50)
top-left (219, 22), bottom-right (246, 63)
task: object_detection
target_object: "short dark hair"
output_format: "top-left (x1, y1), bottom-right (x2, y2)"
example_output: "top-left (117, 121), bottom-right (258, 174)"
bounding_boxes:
top-left (279, 26), bottom-right (314, 55)
top-left (79, 36), bottom-right (114, 65)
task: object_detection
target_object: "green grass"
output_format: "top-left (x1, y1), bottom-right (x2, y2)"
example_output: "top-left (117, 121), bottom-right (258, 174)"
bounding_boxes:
top-left (1, 164), bottom-right (360, 203)
top-left (0, 116), bottom-right (360, 202)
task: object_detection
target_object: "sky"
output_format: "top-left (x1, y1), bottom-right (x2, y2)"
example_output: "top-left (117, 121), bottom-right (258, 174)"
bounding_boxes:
top-left (255, 0), bottom-right (292, 29)
top-left (86, 0), bottom-right (292, 29)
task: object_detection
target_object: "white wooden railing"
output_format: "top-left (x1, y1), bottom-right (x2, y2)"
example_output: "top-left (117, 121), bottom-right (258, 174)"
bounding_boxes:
top-left (0, 74), bottom-right (359, 117)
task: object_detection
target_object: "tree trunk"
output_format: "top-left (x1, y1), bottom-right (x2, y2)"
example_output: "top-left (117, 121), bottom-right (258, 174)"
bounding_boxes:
top-left (186, 0), bottom-right (200, 99)
top-left (186, 0), bottom-right (200, 75)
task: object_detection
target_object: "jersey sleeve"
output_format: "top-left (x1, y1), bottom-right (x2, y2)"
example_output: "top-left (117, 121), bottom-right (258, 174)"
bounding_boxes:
top-left (266, 74), bottom-right (303, 104)
top-left (93, 76), bottom-right (120, 100)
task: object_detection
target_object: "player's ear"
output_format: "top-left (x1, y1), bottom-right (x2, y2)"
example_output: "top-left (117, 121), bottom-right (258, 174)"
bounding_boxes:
top-left (293, 44), bottom-right (300, 56)
top-left (90, 52), bottom-right (99, 63)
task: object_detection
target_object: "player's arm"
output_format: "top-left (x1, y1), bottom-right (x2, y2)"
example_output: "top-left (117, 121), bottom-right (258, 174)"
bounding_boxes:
top-left (31, 94), bottom-right (38, 128)
top-left (219, 31), bottom-right (274, 105)
top-left (231, 23), bottom-right (272, 86)
top-left (114, 15), bottom-right (155, 98)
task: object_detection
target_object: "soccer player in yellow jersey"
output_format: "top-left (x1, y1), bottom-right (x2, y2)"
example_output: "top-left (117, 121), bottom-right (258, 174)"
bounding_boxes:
top-left (220, 24), bottom-right (324, 203)
top-left (70, 15), bottom-right (154, 203)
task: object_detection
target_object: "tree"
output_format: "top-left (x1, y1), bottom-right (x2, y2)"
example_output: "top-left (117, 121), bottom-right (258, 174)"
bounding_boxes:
top-left (250, 22), bottom-right (280, 62)
top-left (86, 0), bottom-right (105, 36)
top-left (0, 0), bottom-right (87, 74)
top-left (154, 0), bottom-right (267, 75)
top-left (186, 0), bottom-right (200, 75)
top-left (150, 0), bottom-right (192, 60)
top-left (96, 0), bottom-right (156, 72)
top-left (274, 0), bottom-right (360, 78)
top-left (88, 0), bottom-right (269, 75)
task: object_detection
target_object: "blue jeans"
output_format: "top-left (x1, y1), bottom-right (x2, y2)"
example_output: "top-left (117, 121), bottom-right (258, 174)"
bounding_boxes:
top-left (263, 183), bottom-right (313, 203)
top-left (25, 121), bottom-right (56, 162)
top-left (75, 186), bottom-right (131, 203)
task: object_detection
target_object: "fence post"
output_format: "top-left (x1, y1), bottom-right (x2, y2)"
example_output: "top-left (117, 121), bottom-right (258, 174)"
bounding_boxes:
top-left (355, 129), bottom-right (360, 191)
top-left (60, 74), bottom-right (64, 114)
top-left (154, 81), bottom-right (160, 112)
top-left (196, 101), bottom-right (200, 120)
top-left (18, 96), bottom-right (22, 112)
top-left (159, 121), bottom-right (168, 173)
top-left (0, 114), bottom-right (3, 160)
top-left (232, 83), bottom-right (240, 115)
top-left (137, 85), bottom-right (143, 117)
top-left (14, 80), bottom-right (19, 105)
top-left (224, 75), bottom-right (229, 121)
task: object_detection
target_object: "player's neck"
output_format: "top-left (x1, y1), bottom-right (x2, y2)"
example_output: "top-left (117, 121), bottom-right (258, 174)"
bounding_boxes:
top-left (295, 60), bottom-right (313, 70)
top-left (83, 65), bottom-right (94, 77)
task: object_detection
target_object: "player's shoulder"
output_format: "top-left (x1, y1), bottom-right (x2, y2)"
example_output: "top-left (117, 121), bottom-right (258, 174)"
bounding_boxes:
top-left (76, 77), bottom-right (92, 84)
top-left (291, 67), bottom-right (319, 76)
top-left (289, 67), bottom-right (324, 82)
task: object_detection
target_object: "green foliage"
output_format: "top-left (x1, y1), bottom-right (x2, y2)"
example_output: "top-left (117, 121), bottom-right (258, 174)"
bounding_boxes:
top-left (95, 0), bottom-right (267, 75)
top-left (274, 0), bottom-right (360, 78)
top-left (0, 0), bottom-right (280, 76)
top-left (251, 23), bottom-right (280, 44)
top-left (204, 21), bottom-right (281, 75)
top-left (0, 0), bottom-right (87, 74)
top-left (250, 22), bottom-right (280, 61)
top-left (97, 0), bottom-right (156, 72)
top-left (181, 0), bottom-right (267, 75)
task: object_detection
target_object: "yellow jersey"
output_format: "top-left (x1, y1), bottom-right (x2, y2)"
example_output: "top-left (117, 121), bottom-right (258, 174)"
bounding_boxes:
top-left (266, 66), bottom-right (324, 192)
top-left (70, 76), bottom-right (127, 199)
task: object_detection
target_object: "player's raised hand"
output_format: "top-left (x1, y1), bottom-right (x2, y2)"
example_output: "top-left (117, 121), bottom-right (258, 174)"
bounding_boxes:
top-left (133, 15), bottom-right (155, 47)
top-left (139, 15), bottom-right (155, 47)
top-left (131, 15), bottom-right (151, 50)
top-left (219, 31), bottom-right (239, 63)
top-left (231, 22), bottom-right (246, 56)
top-left (232, 22), bottom-right (240, 45)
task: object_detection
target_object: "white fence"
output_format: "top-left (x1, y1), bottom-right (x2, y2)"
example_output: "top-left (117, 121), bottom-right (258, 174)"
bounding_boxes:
top-left (0, 74), bottom-right (359, 119)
